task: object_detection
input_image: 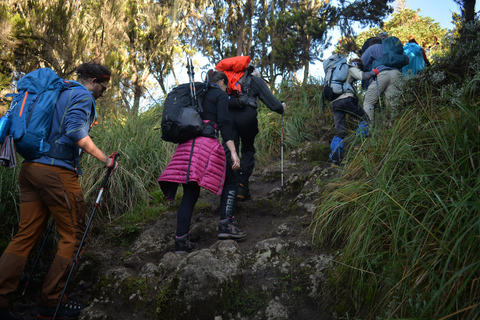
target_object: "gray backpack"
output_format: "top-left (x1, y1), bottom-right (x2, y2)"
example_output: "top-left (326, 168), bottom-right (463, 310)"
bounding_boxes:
top-left (322, 54), bottom-right (353, 101)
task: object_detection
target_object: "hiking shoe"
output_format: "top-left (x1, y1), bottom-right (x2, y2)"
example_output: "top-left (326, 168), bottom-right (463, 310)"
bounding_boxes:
top-left (175, 232), bottom-right (196, 253)
top-left (218, 217), bottom-right (247, 240)
top-left (37, 301), bottom-right (84, 319)
top-left (0, 308), bottom-right (20, 320)
top-left (236, 183), bottom-right (251, 201)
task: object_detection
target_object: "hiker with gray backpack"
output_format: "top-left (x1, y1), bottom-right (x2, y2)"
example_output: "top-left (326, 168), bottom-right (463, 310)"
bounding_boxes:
top-left (322, 54), bottom-right (379, 165)
top-left (361, 36), bottom-right (409, 122)
top-left (0, 63), bottom-right (118, 320)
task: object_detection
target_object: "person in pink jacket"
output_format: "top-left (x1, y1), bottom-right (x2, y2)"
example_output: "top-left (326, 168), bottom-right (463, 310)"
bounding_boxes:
top-left (158, 70), bottom-right (243, 253)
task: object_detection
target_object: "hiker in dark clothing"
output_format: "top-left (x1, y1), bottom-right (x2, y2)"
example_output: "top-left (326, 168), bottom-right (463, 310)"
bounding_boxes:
top-left (158, 69), bottom-right (243, 253)
top-left (0, 63), bottom-right (117, 320)
top-left (226, 67), bottom-right (286, 201)
top-left (328, 59), bottom-right (379, 165)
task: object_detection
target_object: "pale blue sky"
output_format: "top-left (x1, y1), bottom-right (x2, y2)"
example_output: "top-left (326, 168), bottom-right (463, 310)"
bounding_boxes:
top-left (402, 0), bottom-right (478, 29)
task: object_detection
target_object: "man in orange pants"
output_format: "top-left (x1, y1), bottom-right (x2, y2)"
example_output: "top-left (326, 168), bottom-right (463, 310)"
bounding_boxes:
top-left (0, 63), bottom-right (117, 320)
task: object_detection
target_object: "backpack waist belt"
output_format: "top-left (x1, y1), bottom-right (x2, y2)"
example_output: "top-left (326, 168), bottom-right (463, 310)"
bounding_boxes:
top-left (200, 121), bottom-right (218, 139)
top-left (44, 143), bottom-right (76, 160)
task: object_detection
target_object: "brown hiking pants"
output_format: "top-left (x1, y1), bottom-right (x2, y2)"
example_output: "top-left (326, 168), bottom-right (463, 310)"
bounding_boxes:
top-left (0, 162), bottom-right (86, 308)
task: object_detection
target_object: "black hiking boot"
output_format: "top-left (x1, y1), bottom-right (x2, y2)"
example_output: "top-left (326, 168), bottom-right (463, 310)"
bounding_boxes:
top-left (175, 232), bottom-right (196, 253)
top-left (236, 183), bottom-right (251, 201)
top-left (218, 217), bottom-right (247, 240)
top-left (0, 308), bottom-right (20, 320)
top-left (37, 301), bottom-right (84, 319)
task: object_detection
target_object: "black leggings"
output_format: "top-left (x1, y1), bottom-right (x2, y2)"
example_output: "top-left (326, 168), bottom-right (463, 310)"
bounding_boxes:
top-left (229, 106), bottom-right (259, 187)
top-left (176, 182), bottom-right (200, 237)
top-left (331, 97), bottom-right (369, 139)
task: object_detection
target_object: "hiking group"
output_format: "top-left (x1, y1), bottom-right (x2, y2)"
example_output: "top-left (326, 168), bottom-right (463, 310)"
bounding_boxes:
top-left (0, 31), bottom-right (429, 319)
top-left (325, 31), bottom-right (429, 165)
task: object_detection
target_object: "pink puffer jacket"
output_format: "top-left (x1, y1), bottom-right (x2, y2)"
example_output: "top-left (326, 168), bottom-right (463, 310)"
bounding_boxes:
top-left (158, 136), bottom-right (226, 202)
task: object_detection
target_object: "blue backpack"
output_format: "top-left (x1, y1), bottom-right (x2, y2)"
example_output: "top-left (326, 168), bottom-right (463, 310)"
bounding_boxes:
top-left (373, 36), bottom-right (408, 70)
top-left (5, 68), bottom-right (83, 160)
top-left (402, 42), bottom-right (425, 76)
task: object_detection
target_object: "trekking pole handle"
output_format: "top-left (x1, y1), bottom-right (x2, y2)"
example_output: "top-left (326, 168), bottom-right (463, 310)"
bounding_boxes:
top-left (97, 152), bottom-right (119, 205)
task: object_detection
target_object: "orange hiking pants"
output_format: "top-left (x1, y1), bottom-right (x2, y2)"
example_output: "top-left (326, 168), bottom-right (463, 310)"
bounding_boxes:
top-left (0, 162), bottom-right (86, 308)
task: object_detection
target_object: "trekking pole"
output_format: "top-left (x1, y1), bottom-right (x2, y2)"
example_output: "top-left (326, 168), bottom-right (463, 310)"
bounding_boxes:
top-left (189, 58), bottom-right (198, 107)
top-left (281, 113), bottom-right (284, 190)
top-left (21, 219), bottom-right (55, 296)
top-left (53, 152), bottom-right (119, 320)
top-left (186, 58), bottom-right (197, 109)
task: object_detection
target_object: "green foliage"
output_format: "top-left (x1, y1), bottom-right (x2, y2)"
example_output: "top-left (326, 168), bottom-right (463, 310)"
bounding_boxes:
top-left (312, 22), bottom-right (480, 320)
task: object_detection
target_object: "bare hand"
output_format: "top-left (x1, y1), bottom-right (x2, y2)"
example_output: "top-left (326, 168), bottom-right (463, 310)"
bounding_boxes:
top-left (231, 153), bottom-right (240, 170)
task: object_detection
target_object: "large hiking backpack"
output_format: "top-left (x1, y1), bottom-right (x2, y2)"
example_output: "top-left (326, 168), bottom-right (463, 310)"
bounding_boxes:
top-left (402, 42), bottom-right (425, 76)
top-left (160, 82), bottom-right (209, 144)
top-left (322, 54), bottom-right (352, 101)
top-left (216, 56), bottom-right (251, 93)
top-left (235, 68), bottom-right (259, 109)
top-left (373, 36), bottom-right (408, 70)
top-left (5, 68), bottom-right (82, 160)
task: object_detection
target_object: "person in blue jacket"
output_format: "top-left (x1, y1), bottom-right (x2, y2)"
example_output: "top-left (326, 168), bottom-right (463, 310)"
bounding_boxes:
top-left (0, 63), bottom-right (118, 320)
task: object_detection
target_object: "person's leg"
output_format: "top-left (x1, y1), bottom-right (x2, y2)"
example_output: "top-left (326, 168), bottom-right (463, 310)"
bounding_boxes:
top-left (383, 69), bottom-right (402, 118)
top-left (220, 146), bottom-right (237, 221)
top-left (345, 97), bottom-right (369, 124)
top-left (338, 97), bottom-right (370, 138)
top-left (331, 99), bottom-right (348, 139)
top-left (176, 182), bottom-right (201, 237)
top-left (0, 163), bottom-right (49, 309)
top-left (329, 99), bottom-right (350, 164)
top-left (218, 158), bottom-right (246, 240)
top-left (363, 83), bottom-right (379, 123)
top-left (233, 107), bottom-right (258, 200)
top-left (25, 164), bottom-right (85, 308)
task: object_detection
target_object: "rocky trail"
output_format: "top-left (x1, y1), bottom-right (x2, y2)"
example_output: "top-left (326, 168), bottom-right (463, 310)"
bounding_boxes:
top-left (12, 141), bottom-right (345, 320)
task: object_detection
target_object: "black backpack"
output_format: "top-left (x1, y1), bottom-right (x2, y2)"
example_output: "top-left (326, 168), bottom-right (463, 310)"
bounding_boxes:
top-left (160, 81), bottom-right (209, 144)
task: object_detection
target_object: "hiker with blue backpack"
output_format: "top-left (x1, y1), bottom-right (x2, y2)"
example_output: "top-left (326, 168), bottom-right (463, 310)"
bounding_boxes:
top-left (322, 55), bottom-right (380, 165)
top-left (402, 39), bottom-right (429, 76)
top-left (361, 36), bottom-right (409, 122)
top-left (0, 63), bottom-right (118, 320)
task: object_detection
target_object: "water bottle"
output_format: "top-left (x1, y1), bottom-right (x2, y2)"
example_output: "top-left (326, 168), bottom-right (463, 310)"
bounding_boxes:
top-left (0, 113), bottom-right (11, 144)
